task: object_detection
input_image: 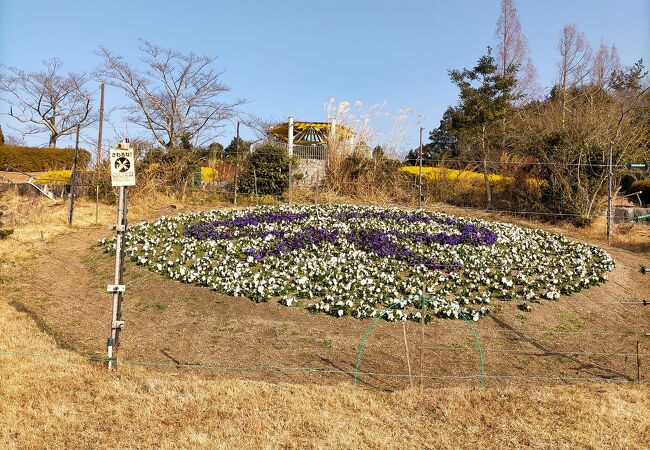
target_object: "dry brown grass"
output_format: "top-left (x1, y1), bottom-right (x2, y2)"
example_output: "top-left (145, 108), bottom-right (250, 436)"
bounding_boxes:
top-left (1, 190), bottom-right (649, 448)
top-left (0, 297), bottom-right (648, 449)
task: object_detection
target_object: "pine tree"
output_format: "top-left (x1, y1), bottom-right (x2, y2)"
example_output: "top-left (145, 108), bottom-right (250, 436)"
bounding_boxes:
top-left (447, 48), bottom-right (517, 208)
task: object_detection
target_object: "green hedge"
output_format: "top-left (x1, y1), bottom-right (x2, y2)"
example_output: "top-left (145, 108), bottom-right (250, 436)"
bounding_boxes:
top-left (0, 145), bottom-right (91, 172)
top-left (629, 179), bottom-right (650, 205)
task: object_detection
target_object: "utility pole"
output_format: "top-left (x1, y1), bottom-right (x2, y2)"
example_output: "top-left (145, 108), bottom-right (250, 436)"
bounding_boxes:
top-left (67, 125), bottom-right (81, 225)
top-left (234, 121), bottom-right (240, 205)
top-left (96, 82), bottom-right (105, 166)
top-left (607, 141), bottom-right (613, 244)
top-left (418, 126), bottom-right (423, 209)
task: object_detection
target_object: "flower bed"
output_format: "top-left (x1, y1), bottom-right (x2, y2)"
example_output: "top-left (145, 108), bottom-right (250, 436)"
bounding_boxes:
top-left (99, 205), bottom-right (614, 322)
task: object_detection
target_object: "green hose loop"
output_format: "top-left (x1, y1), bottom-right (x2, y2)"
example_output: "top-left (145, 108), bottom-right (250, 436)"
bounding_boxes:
top-left (459, 311), bottom-right (485, 387)
top-left (353, 295), bottom-right (485, 387)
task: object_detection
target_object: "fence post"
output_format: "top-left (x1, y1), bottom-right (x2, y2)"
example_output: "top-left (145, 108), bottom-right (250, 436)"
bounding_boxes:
top-left (607, 141), bottom-right (613, 244)
top-left (67, 125), bottom-right (81, 225)
top-left (253, 168), bottom-right (259, 205)
top-left (637, 341), bottom-right (641, 383)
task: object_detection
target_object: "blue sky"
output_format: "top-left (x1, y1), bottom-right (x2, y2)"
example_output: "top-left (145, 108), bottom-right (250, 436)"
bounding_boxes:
top-left (1, 0), bottom-right (648, 154)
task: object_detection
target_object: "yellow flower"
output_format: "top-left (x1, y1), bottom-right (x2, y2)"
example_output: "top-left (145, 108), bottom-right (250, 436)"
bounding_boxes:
top-left (201, 166), bottom-right (218, 183)
top-left (33, 170), bottom-right (72, 185)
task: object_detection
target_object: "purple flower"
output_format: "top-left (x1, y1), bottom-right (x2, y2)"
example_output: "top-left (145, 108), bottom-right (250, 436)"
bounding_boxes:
top-left (183, 208), bottom-right (497, 271)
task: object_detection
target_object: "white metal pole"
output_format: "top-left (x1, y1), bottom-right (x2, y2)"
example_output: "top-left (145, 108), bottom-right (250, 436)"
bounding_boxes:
top-left (288, 116), bottom-right (294, 157)
top-left (288, 117), bottom-right (294, 204)
top-left (107, 139), bottom-right (129, 371)
top-left (108, 185), bottom-right (126, 370)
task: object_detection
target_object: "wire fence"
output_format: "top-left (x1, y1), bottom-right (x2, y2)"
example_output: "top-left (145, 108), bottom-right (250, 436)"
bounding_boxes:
top-left (6, 248), bottom-right (648, 391)
top-left (1, 142), bottom-right (649, 391)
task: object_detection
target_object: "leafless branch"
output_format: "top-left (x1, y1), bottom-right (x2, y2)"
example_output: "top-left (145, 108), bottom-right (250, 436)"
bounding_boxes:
top-left (94, 41), bottom-right (245, 149)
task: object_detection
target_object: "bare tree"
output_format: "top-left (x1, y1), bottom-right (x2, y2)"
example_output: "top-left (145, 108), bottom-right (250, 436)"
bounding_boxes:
top-left (0, 58), bottom-right (94, 147)
top-left (495, 0), bottom-right (537, 102)
top-left (556, 24), bottom-right (592, 126)
top-left (512, 60), bottom-right (648, 223)
top-left (591, 40), bottom-right (621, 89)
top-left (95, 41), bottom-right (244, 149)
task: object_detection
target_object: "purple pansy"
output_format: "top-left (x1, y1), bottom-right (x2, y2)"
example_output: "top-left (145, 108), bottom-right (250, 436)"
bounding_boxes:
top-left (183, 209), bottom-right (496, 271)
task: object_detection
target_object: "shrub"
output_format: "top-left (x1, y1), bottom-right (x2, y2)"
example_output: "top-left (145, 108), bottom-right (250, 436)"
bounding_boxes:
top-left (138, 147), bottom-right (203, 193)
top-left (239, 144), bottom-right (289, 196)
top-left (0, 145), bottom-right (90, 172)
top-left (629, 179), bottom-right (650, 206)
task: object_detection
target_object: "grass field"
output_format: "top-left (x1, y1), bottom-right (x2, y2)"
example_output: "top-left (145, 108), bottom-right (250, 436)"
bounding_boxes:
top-left (1, 192), bottom-right (649, 448)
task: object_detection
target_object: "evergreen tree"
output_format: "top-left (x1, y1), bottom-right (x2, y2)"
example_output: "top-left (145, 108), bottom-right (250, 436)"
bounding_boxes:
top-left (447, 47), bottom-right (517, 208)
top-left (223, 136), bottom-right (251, 161)
top-left (0, 125), bottom-right (5, 146)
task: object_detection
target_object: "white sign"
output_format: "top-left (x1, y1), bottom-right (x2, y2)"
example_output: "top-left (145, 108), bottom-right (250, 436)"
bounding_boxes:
top-left (110, 146), bottom-right (136, 187)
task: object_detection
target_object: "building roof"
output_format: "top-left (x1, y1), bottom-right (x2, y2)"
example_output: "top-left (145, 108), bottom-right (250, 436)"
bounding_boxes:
top-left (268, 121), bottom-right (353, 145)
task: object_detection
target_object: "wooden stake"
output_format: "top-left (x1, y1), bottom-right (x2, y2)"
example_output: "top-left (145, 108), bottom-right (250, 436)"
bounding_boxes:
top-left (233, 121), bottom-right (239, 205)
top-left (420, 284), bottom-right (426, 392)
top-left (96, 82), bottom-right (105, 166)
top-left (637, 341), bottom-right (641, 383)
top-left (95, 185), bottom-right (99, 225)
top-left (67, 125), bottom-right (80, 225)
top-left (253, 168), bottom-right (259, 205)
top-left (402, 322), bottom-right (413, 389)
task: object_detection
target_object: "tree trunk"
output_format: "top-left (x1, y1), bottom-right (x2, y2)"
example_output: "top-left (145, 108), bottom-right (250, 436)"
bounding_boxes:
top-left (49, 134), bottom-right (57, 148)
top-left (483, 156), bottom-right (492, 210)
top-left (481, 128), bottom-right (492, 210)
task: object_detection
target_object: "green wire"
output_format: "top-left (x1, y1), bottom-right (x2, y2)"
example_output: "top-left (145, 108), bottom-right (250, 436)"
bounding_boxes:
top-left (353, 300), bottom-right (403, 386)
top-left (459, 311), bottom-right (485, 387)
top-left (353, 295), bottom-right (485, 387)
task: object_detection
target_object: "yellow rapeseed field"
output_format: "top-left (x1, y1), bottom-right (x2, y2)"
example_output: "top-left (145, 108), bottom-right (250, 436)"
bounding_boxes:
top-left (32, 170), bottom-right (72, 185)
top-left (399, 166), bottom-right (506, 183)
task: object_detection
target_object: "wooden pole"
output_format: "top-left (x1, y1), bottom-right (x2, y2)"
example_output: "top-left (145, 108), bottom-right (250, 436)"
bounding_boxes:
top-left (418, 126), bottom-right (423, 209)
top-left (67, 125), bottom-right (80, 225)
top-left (95, 185), bottom-right (99, 224)
top-left (402, 322), bottom-right (414, 389)
top-left (420, 284), bottom-right (426, 392)
top-left (253, 168), bottom-right (258, 205)
top-left (96, 82), bottom-right (105, 166)
top-left (234, 121), bottom-right (240, 205)
top-left (637, 341), bottom-right (641, 383)
top-left (607, 141), bottom-right (613, 244)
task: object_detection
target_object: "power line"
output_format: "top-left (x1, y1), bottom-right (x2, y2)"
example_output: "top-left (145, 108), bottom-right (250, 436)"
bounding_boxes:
top-left (408, 158), bottom-right (634, 168)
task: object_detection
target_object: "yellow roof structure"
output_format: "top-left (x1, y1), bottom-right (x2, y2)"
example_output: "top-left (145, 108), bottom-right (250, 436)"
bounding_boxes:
top-left (268, 121), bottom-right (353, 145)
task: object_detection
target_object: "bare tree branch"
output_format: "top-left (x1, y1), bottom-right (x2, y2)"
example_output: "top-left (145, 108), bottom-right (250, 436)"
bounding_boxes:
top-left (0, 58), bottom-right (96, 147)
top-left (94, 41), bottom-right (245, 149)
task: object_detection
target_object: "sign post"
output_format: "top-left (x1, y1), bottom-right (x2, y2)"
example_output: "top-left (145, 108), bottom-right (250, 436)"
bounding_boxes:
top-left (107, 140), bottom-right (135, 370)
